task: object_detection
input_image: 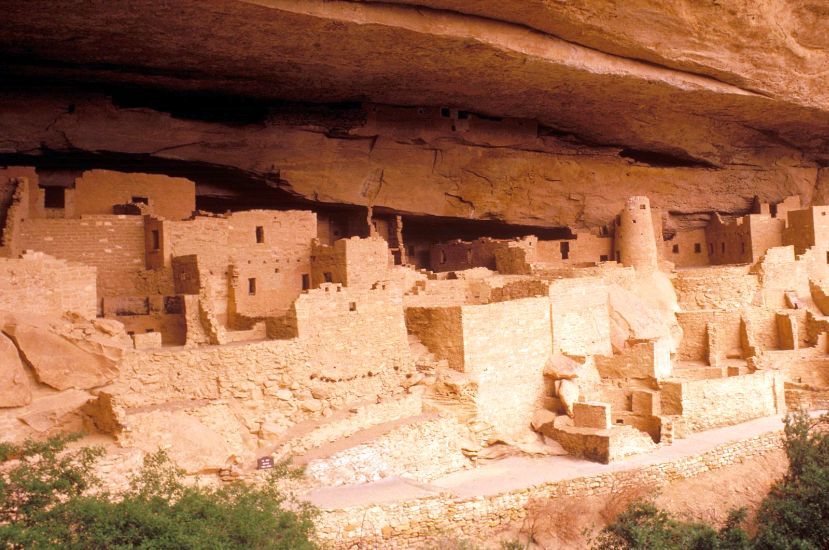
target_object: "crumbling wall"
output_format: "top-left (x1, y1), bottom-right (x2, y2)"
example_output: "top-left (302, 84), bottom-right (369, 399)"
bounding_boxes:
top-left (405, 306), bottom-right (464, 370)
top-left (534, 232), bottom-right (612, 265)
top-left (675, 310), bottom-right (742, 362)
top-left (17, 215), bottom-right (146, 297)
top-left (0, 253), bottom-right (97, 318)
top-left (429, 237), bottom-right (504, 272)
top-left (673, 266), bottom-right (759, 310)
top-left (73, 170), bottom-right (195, 220)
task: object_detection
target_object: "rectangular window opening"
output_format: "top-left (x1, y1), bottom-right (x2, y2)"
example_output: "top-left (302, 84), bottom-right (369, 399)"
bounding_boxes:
top-left (151, 229), bottom-right (160, 251)
top-left (43, 186), bottom-right (65, 209)
top-left (131, 196), bottom-right (149, 205)
top-left (639, 204), bottom-right (646, 210)
top-left (349, 302), bottom-right (357, 312)
top-left (694, 243), bottom-right (702, 254)
top-left (255, 226), bottom-right (265, 244)
top-left (301, 274), bottom-right (310, 290)
top-left (672, 244), bottom-right (679, 254)
top-left (599, 254), bottom-right (609, 262)
top-left (323, 272), bottom-right (333, 283)
top-left (560, 241), bottom-right (570, 260)
top-left (248, 278), bottom-right (257, 295)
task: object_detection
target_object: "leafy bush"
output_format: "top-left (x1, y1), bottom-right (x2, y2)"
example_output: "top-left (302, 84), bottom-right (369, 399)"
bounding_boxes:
top-left (0, 434), bottom-right (318, 549)
top-left (592, 410), bottom-right (829, 550)
top-left (590, 501), bottom-right (750, 550)
top-left (753, 410), bottom-right (829, 550)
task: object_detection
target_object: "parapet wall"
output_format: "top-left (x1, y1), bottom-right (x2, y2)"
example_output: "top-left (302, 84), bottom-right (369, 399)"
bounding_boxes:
top-left (314, 429), bottom-right (784, 549)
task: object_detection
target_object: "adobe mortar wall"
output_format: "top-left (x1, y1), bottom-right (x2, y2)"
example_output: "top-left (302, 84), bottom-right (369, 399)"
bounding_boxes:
top-left (313, 430), bottom-right (784, 549)
top-left (674, 266), bottom-right (759, 311)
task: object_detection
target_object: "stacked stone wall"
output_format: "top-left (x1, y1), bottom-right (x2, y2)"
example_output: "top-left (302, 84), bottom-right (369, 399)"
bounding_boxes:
top-left (314, 430), bottom-right (784, 549)
top-left (0, 253), bottom-right (96, 317)
top-left (17, 215), bottom-right (145, 297)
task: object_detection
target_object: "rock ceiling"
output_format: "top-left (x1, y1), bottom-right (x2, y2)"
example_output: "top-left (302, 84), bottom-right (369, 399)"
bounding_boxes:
top-left (1, 0), bottom-right (828, 229)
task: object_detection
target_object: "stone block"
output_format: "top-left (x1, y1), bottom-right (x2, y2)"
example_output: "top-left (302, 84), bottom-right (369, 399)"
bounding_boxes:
top-left (133, 331), bottom-right (162, 350)
top-left (573, 401), bottom-right (611, 430)
top-left (631, 390), bottom-right (660, 416)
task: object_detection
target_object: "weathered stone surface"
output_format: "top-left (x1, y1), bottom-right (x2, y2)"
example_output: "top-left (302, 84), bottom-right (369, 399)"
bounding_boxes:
top-left (0, 332), bottom-right (31, 408)
top-left (17, 389), bottom-right (92, 432)
top-left (2, 316), bottom-right (125, 391)
top-left (554, 379), bottom-right (579, 417)
top-left (122, 410), bottom-right (239, 474)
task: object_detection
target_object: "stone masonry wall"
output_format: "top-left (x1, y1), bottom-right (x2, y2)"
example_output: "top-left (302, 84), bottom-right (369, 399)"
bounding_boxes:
top-left (549, 277), bottom-right (612, 357)
top-left (461, 296), bottom-right (552, 437)
top-left (314, 430), bottom-right (784, 549)
top-left (17, 215), bottom-right (146, 297)
top-left (0, 252), bottom-right (97, 318)
top-left (661, 371), bottom-right (785, 432)
top-left (73, 170), bottom-right (195, 221)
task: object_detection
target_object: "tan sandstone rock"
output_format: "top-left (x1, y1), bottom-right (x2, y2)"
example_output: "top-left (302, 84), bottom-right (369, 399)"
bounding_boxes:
top-left (4, 324), bottom-right (119, 391)
top-left (0, 332), bottom-right (31, 408)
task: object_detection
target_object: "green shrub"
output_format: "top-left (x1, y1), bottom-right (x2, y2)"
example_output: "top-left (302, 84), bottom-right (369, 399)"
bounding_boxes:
top-left (592, 410), bottom-right (829, 550)
top-left (0, 434), bottom-right (318, 549)
top-left (753, 410), bottom-right (829, 550)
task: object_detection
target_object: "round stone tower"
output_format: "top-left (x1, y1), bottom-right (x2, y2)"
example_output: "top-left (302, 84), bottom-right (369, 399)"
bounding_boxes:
top-left (614, 196), bottom-right (659, 272)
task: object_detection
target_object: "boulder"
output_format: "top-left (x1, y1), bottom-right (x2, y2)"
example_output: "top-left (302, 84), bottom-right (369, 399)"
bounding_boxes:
top-left (17, 389), bottom-right (93, 432)
top-left (543, 353), bottom-right (584, 380)
top-left (4, 324), bottom-right (119, 391)
top-left (0, 312), bottom-right (130, 391)
top-left (0, 332), bottom-right (31, 408)
top-left (554, 379), bottom-right (580, 417)
top-left (122, 410), bottom-right (238, 474)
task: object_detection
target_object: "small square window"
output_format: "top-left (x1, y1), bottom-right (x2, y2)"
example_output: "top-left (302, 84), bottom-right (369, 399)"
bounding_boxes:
top-left (639, 204), bottom-right (646, 210)
top-left (323, 272), bottom-right (333, 283)
top-left (248, 278), bottom-right (256, 295)
top-left (599, 254), bottom-right (609, 262)
top-left (43, 187), bottom-right (65, 209)
top-left (672, 244), bottom-right (679, 254)
top-left (694, 243), bottom-right (702, 254)
top-left (440, 107), bottom-right (450, 118)
top-left (349, 302), bottom-right (357, 312)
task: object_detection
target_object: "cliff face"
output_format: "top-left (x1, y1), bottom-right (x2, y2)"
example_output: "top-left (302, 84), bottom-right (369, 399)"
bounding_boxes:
top-left (1, 0), bottom-right (827, 230)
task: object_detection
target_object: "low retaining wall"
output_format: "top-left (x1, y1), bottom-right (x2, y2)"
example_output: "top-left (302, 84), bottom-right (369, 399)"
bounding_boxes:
top-left (314, 429), bottom-right (784, 549)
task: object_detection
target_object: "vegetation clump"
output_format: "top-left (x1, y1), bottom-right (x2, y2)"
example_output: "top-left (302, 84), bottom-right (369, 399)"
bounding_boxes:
top-left (0, 434), bottom-right (317, 549)
top-left (593, 410), bottom-right (829, 550)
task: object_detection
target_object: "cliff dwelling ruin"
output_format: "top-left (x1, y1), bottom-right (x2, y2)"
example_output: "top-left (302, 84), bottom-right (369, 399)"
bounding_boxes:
top-left (2, 1), bottom-right (829, 547)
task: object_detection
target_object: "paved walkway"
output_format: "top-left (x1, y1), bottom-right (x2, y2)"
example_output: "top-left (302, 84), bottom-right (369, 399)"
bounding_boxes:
top-left (307, 413), bottom-right (817, 509)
